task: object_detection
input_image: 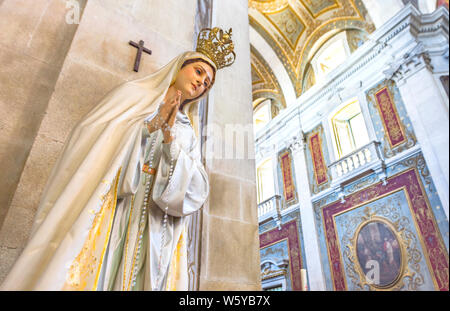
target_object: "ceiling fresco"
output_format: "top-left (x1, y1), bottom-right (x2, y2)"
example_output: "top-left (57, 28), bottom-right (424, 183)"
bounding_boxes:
top-left (249, 0), bottom-right (375, 98)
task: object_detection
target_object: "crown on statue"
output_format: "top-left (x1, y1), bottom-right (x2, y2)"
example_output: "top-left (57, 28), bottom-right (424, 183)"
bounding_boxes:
top-left (196, 27), bottom-right (236, 69)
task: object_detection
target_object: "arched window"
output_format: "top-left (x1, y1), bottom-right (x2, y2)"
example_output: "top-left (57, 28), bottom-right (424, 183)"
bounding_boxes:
top-left (256, 158), bottom-right (275, 203)
top-left (310, 31), bottom-right (351, 84)
top-left (253, 99), bottom-right (272, 134)
top-left (330, 99), bottom-right (370, 159)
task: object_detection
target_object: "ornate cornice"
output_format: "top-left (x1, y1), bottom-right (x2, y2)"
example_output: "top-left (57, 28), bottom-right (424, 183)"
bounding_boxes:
top-left (255, 4), bottom-right (449, 160)
top-left (383, 42), bottom-right (433, 84)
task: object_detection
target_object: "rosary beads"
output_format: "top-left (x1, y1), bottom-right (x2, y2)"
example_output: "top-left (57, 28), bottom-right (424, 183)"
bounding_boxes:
top-left (155, 137), bottom-right (175, 290)
top-left (144, 103), bottom-right (172, 133)
top-left (129, 127), bottom-right (158, 289)
top-left (131, 102), bottom-right (177, 290)
top-left (143, 102), bottom-right (178, 290)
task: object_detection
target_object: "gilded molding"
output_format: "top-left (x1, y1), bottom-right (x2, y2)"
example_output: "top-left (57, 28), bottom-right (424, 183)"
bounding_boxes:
top-left (249, 0), bottom-right (375, 96)
top-left (366, 80), bottom-right (417, 159)
top-left (251, 45), bottom-right (286, 112)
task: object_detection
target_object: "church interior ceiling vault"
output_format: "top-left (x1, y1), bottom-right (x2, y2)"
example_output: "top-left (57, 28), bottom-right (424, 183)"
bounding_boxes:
top-left (249, 0), bottom-right (375, 97)
top-left (251, 44), bottom-right (286, 113)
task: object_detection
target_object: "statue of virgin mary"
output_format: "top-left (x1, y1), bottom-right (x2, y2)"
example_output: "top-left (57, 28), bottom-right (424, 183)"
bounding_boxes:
top-left (1, 27), bottom-right (235, 291)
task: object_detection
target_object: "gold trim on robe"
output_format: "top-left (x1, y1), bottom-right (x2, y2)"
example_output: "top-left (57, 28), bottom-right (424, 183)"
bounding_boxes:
top-left (63, 167), bottom-right (122, 291)
top-left (165, 226), bottom-right (188, 291)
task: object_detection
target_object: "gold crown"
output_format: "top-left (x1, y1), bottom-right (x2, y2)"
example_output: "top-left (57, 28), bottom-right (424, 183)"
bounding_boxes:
top-left (196, 27), bottom-right (236, 69)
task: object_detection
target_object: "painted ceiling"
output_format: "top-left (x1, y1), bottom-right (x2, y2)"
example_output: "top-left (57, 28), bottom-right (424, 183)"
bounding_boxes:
top-left (249, 0), bottom-right (375, 99)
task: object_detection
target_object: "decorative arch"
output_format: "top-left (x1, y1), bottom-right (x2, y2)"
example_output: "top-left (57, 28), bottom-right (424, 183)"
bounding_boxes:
top-left (300, 27), bottom-right (370, 93)
top-left (249, 0), bottom-right (375, 97)
top-left (251, 44), bottom-right (286, 116)
top-left (298, 21), bottom-right (373, 92)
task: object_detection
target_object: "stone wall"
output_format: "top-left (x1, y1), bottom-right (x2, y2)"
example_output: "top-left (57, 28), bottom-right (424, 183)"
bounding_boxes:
top-left (0, 0), bottom-right (88, 278)
top-left (0, 0), bottom-right (87, 232)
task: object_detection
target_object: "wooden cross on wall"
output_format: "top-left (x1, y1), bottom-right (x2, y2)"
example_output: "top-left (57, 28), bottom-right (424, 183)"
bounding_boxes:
top-left (129, 40), bottom-right (152, 72)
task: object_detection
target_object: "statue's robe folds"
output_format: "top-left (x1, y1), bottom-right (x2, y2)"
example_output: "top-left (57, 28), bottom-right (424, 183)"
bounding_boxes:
top-left (0, 51), bottom-right (214, 291)
top-left (98, 111), bottom-right (208, 291)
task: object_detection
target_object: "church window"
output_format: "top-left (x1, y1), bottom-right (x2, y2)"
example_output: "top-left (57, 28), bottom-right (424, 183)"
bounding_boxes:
top-left (310, 31), bottom-right (351, 84)
top-left (256, 158), bottom-right (275, 203)
top-left (330, 99), bottom-right (370, 159)
top-left (253, 99), bottom-right (272, 134)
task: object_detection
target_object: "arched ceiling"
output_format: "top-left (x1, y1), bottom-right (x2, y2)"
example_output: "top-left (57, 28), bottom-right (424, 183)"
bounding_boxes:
top-left (249, 0), bottom-right (375, 98)
top-left (251, 45), bottom-right (286, 112)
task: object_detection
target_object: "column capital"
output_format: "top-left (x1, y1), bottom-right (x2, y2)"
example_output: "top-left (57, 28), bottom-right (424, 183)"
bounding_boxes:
top-left (383, 42), bottom-right (433, 85)
top-left (288, 132), bottom-right (307, 154)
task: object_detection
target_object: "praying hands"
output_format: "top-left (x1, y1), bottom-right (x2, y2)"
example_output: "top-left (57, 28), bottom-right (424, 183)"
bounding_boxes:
top-left (145, 90), bottom-right (182, 143)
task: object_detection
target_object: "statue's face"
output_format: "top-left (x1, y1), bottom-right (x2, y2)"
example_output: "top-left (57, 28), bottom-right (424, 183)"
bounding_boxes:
top-left (174, 61), bottom-right (214, 100)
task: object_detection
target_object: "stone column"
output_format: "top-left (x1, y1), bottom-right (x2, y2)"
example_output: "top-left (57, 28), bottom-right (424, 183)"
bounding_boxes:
top-left (388, 47), bottom-right (449, 219)
top-left (289, 133), bottom-right (326, 291)
top-left (198, 0), bottom-right (261, 290)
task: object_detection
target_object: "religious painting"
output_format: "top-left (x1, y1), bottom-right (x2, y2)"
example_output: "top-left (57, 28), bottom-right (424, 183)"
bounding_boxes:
top-left (320, 167), bottom-right (449, 291)
top-left (355, 220), bottom-right (403, 288)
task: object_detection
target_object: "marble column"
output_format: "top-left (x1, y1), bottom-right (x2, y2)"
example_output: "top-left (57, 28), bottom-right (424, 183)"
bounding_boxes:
top-left (289, 133), bottom-right (326, 291)
top-left (388, 48), bottom-right (449, 219)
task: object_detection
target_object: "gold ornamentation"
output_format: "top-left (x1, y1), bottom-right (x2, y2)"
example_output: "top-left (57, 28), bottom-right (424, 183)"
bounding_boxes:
top-left (347, 175), bottom-right (379, 194)
top-left (366, 81), bottom-right (416, 159)
top-left (307, 125), bottom-right (330, 193)
top-left (259, 238), bottom-right (294, 285)
top-left (249, 0), bottom-right (290, 13)
top-left (374, 87), bottom-right (406, 147)
top-left (261, 265), bottom-right (287, 280)
top-left (264, 4), bottom-right (306, 50)
top-left (251, 45), bottom-right (286, 110)
top-left (260, 220), bottom-right (305, 290)
top-left (301, 0), bottom-right (339, 18)
top-left (166, 227), bottom-right (187, 290)
top-left (122, 195), bottom-right (136, 291)
top-left (279, 149), bottom-right (298, 207)
top-left (196, 27), bottom-right (236, 69)
top-left (249, 0), bottom-right (374, 96)
top-left (392, 154), bottom-right (433, 192)
top-left (63, 167), bottom-right (122, 291)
